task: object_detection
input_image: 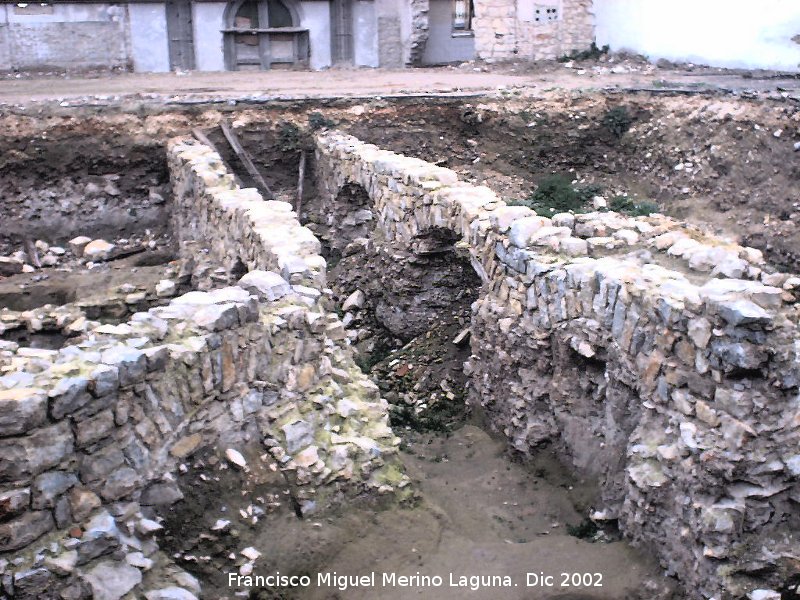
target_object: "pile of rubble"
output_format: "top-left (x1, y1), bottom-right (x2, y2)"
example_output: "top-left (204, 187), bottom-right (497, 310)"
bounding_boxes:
top-left (0, 233), bottom-right (171, 278)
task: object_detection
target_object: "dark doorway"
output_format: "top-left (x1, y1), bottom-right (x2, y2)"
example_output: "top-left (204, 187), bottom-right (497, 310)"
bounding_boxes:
top-left (166, 0), bottom-right (196, 70)
top-left (331, 0), bottom-right (354, 65)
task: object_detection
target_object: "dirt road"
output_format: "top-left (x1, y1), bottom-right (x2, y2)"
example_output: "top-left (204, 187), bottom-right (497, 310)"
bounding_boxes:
top-left (1, 64), bottom-right (799, 105)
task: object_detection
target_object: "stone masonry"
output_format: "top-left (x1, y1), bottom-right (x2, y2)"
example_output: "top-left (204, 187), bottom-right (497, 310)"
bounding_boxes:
top-left (473, 0), bottom-right (594, 62)
top-left (314, 129), bottom-right (800, 599)
top-left (0, 138), bottom-right (405, 598)
top-left (407, 0), bottom-right (430, 66)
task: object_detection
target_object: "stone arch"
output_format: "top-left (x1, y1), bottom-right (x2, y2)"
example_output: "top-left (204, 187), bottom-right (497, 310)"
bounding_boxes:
top-left (223, 0), bottom-right (302, 28)
top-left (325, 182), bottom-right (374, 260)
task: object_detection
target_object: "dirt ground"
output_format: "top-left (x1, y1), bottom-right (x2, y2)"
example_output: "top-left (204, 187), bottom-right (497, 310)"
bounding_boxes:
top-left (1, 58), bottom-right (799, 106)
top-left (159, 421), bottom-right (673, 600)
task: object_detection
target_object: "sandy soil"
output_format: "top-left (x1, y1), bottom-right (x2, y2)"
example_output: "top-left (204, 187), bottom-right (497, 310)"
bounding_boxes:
top-left (304, 423), bottom-right (672, 600)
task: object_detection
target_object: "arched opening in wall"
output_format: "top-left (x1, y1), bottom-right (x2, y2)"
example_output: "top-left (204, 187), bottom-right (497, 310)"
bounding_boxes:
top-left (223, 0), bottom-right (309, 70)
top-left (317, 182), bottom-right (373, 267)
top-left (230, 255), bottom-right (248, 282)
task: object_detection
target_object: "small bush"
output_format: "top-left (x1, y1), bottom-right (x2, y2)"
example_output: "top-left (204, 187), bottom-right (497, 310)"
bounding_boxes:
top-left (602, 106), bottom-right (633, 139)
top-left (567, 518), bottom-right (599, 540)
top-left (508, 175), bottom-right (603, 216)
top-left (608, 195), bottom-right (659, 216)
top-left (277, 121), bottom-right (305, 154)
top-left (558, 42), bottom-right (609, 62)
top-left (308, 111), bottom-right (336, 131)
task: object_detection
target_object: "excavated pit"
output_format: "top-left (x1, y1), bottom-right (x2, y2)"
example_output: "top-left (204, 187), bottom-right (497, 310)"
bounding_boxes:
top-left (0, 93), bottom-right (799, 600)
top-left (0, 130), bottom-right (171, 253)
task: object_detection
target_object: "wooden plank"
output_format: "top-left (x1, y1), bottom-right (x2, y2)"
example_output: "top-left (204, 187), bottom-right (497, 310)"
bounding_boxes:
top-left (296, 150), bottom-right (306, 215)
top-left (219, 120), bottom-right (276, 200)
top-left (191, 127), bottom-right (244, 188)
top-left (23, 239), bottom-right (40, 269)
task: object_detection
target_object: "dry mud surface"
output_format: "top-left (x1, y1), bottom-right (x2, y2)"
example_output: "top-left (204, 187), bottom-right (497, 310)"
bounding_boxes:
top-left (161, 423), bottom-right (670, 600)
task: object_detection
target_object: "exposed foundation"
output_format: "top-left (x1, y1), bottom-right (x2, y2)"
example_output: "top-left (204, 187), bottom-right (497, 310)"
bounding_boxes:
top-left (0, 94), bottom-right (799, 600)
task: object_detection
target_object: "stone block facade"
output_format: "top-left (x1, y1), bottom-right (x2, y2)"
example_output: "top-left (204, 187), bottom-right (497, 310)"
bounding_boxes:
top-left (473, 0), bottom-right (594, 61)
top-left (314, 130), bottom-right (800, 599)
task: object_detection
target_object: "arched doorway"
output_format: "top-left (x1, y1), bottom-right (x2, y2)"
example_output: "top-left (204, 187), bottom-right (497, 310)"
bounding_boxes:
top-left (223, 0), bottom-right (309, 70)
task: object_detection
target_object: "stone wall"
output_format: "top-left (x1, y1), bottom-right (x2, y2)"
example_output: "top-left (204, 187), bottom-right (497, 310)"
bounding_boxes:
top-left (314, 129), bottom-right (800, 599)
top-left (407, 0), bottom-right (430, 65)
top-left (473, 0), bottom-right (594, 62)
top-left (0, 138), bottom-right (404, 598)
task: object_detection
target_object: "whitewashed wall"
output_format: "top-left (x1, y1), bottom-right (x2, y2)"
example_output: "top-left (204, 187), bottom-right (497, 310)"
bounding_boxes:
top-left (594, 0), bottom-right (800, 72)
top-left (0, 2), bottom-right (129, 70)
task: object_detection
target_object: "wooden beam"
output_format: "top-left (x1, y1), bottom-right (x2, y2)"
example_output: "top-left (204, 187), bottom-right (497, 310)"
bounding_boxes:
top-left (191, 127), bottom-right (244, 188)
top-left (296, 150), bottom-right (307, 215)
top-left (219, 120), bottom-right (275, 200)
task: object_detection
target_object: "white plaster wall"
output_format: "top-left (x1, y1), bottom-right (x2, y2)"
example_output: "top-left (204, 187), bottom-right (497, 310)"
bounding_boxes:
top-left (398, 0), bottom-right (412, 65)
top-left (129, 3), bottom-right (170, 72)
top-left (0, 6), bottom-right (11, 70)
top-left (353, 0), bottom-right (378, 67)
top-left (594, 0), bottom-right (800, 72)
top-left (5, 3), bottom-right (116, 23)
top-left (301, 1), bottom-right (332, 70)
top-left (193, 2), bottom-right (227, 71)
top-left (2, 2), bottom-right (129, 70)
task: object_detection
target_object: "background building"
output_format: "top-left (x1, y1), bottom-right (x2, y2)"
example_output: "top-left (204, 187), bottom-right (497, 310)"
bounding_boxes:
top-left (0, 0), bottom-right (797, 73)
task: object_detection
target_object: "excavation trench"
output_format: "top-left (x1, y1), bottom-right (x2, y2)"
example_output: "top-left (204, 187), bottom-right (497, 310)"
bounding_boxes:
top-left (1, 96), bottom-right (799, 600)
top-left (153, 174), bottom-right (675, 600)
top-left (131, 121), bottom-right (677, 598)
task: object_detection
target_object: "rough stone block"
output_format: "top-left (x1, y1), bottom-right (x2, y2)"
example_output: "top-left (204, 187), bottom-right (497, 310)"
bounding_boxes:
top-left (31, 471), bottom-right (78, 509)
top-left (49, 376), bottom-right (92, 419)
top-left (100, 346), bottom-right (146, 387)
top-left (100, 467), bottom-right (139, 501)
top-left (79, 445), bottom-right (126, 483)
top-left (76, 409), bottom-right (116, 448)
top-left (0, 422), bottom-right (74, 480)
top-left (0, 510), bottom-right (54, 552)
top-left (237, 270), bottom-right (291, 301)
top-left (68, 487), bottom-right (102, 522)
top-left (141, 481), bottom-right (184, 506)
top-left (192, 303), bottom-right (239, 331)
top-left (0, 388), bottom-right (47, 437)
top-left (0, 257), bottom-right (23, 276)
top-left (81, 561), bottom-right (142, 600)
top-left (0, 488), bottom-right (30, 520)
